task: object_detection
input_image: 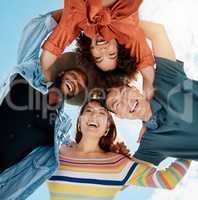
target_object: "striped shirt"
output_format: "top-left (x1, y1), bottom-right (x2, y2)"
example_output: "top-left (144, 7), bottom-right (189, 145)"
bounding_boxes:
top-left (48, 154), bottom-right (190, 200)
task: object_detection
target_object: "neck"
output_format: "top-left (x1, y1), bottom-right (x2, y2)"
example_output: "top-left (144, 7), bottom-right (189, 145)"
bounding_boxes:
top-left (77, 137), bottom-right (103, 154)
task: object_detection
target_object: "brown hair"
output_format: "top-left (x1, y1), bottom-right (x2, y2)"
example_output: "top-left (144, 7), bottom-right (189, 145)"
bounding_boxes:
top-left (75, 99), bottom-right (132, 159)
top-left (76, 33), bottom-right (137, 89)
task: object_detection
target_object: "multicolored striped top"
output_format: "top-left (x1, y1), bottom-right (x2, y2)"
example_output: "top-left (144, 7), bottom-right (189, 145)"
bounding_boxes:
top-left (48, 154), bottom-right (190, 200)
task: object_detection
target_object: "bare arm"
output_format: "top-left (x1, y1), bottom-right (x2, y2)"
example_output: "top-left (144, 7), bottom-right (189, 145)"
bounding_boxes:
top-left (138, 21), bottom-right (176, 100)
top-left (140, 66), bottom-right (155, 100)
top-left (139, 21), bottom-right (176, 61)
top-left (40, 10), bottom-right (64, 79)
top-left (40, 50), bottom-right (58, 80)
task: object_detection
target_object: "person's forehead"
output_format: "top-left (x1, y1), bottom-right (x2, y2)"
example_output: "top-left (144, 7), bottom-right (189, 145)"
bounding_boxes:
top-left (108, 86), bottom-right (140, 103)
top-left (64, 70), bottom-right (80, 78)
top-left (109, 86), bottom-right (127, 95)
top-left (84, 104), bottom-right (108, 115)
top-left (106, 88), bottom-right (121, 106)
top-left (86, 101), bottom-right (105, 110)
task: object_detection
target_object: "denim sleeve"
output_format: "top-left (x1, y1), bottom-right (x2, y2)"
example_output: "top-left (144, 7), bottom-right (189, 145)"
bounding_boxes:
top-left (133, 149), bottom-right (166, 166)
top-left (54, 104), bottom-right (72, 149)
top-left (17, 13), bottom-right (57, 65)
top-left (154, 57), bottom-right (187, 86)
top-left (133, 134), bottom-right (167, 166)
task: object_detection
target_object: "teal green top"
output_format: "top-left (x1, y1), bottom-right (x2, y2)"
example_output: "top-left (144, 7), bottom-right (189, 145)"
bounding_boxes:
top-left (134, 57), bottom-right (198, 165)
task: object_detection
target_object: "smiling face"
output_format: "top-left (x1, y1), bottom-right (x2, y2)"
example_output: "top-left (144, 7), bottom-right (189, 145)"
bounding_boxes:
top-left (106, 86), bottom-right (152, 120)
top-left (79, 101), bottom-right (110, 140)
top-left (60, 70), bottom-right (87, 97)
top-left (90, 37), bottom-right (118, 71)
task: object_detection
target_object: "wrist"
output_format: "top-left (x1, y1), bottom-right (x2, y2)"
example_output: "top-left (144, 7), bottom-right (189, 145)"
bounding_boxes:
top-left (143, 79), bottom-right (154, 87)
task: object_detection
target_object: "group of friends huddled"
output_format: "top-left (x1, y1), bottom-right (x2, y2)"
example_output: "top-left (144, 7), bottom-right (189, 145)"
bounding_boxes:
top-left (0, 0), bottom-right (198, 200)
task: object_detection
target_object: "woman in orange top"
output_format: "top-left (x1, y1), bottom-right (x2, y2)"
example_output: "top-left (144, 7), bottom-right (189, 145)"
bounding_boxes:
top-left (41, 0), bottom-right (155, 100)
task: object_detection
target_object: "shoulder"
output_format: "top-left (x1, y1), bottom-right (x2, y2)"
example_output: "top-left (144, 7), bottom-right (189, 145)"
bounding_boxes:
top-left (155, 57), bottom-right (181, 66)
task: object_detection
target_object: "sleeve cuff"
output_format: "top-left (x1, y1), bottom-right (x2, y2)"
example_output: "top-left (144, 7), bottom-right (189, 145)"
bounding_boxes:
top-left (136, 56), bottom-right (155, 70)
top-left (155, 57), bottom-right (184, 68)
top-left (133, 151), bottom-right (164, 166)
top-left (42, 40), bottom-right (63, 57)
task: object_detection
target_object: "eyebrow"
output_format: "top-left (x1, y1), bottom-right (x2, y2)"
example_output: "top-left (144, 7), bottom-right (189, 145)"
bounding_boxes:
top-left (86, 105), bottom-right (106, 111)
top-left (95, 57), bottom-right (103, 64)
top-left (109, 55), bottom-right (117, 60)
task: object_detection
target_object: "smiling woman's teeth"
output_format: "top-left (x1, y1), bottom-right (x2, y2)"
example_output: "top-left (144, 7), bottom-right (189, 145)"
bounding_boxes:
top-left (96, 36), bottom-right (108, 45)
top-left (65, 82), bottom-right (73, 92)
top-left (88, 122), bottom-right (98, 128)
top-left (96, 40), bottom-right (108, 45)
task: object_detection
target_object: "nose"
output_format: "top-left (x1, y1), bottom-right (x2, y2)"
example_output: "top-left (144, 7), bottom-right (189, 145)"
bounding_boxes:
top-left (91, 111), bottom-right (99, 120)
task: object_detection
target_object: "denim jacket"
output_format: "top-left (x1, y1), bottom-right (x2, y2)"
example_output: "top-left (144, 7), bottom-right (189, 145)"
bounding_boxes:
top-left (0, 14), bottom-right (72, 200)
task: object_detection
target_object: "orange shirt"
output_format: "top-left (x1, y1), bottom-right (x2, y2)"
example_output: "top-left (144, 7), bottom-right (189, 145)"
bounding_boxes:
top-left (42, 0), bottom-right (154, 70)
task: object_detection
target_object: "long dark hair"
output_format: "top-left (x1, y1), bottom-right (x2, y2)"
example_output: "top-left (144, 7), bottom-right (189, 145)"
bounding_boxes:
top-left (75, 99), bottom-right (132, 159)
top-left (76, 33), bottom-right (137, 89)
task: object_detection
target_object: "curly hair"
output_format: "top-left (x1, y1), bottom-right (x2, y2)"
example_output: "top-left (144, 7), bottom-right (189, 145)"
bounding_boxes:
top-left (76, 33), bottom-right (137, 89)
top-left (75, 99), bottom-right (132, 159)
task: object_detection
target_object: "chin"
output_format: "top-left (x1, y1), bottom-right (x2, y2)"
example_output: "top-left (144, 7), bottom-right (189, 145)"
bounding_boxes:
top-left (86, 129), bottom-right (101, 137)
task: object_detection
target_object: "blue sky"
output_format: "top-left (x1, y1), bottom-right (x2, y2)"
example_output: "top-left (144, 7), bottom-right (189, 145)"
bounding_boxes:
top-left (0, 0), bottom-right (63, 74)
top-left (1, 0), bottom-right (198, 200)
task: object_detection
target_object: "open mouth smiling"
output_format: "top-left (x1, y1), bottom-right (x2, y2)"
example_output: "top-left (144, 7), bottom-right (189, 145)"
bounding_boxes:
top-left (65, 80), bottom-right (75, 95)
top-left (96, 40), bottom-right (108, 46)
top-left (96, 35), bottom-right (108, 46)
top-left (87, 122), bottom-right (99, 128)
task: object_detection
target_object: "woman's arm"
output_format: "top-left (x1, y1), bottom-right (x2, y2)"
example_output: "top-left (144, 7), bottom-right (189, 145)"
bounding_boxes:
top-left (127, 159), bottom-right (191, 189)
top-left (17, 12), bottom-right (58, 65)
top-left (139, 21), bottom-right (176, 61)
top-left (138, 21), bottom-right (176, 100)
top-left (40, 10), bottom-right (63, 75)
top-left (40, 50), bottom-right (58, 79)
